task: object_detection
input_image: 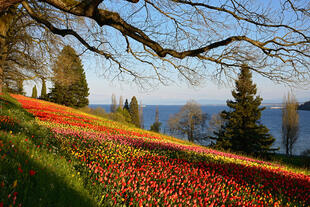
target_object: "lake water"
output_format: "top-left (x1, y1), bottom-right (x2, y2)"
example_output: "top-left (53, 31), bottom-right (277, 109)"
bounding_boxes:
top-left (90, 104), bottom-right (310, 155)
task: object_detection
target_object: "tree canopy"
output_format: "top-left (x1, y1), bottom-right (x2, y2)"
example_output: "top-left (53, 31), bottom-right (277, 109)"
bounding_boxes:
top-left (282, 92), bottom-right (299, 156)
top-left (168, 100), bottom-right (207, 142)
top-left (129, 96), bottom-right (140, 128)
top-left (48, 45), bottom-right (89, 107)
top-left (1, 0), bottom-right (310, 89)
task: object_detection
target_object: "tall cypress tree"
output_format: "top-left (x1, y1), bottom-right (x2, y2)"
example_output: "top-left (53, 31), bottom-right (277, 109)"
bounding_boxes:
top-left (48, 45), bottom-right (89, 107)
top-left (213, 64), bottom-right (276, 155)
top-left (31, 85), bottom-right (37, 98)
top-left (129, 96), bottom-right (140, 128)
top-left (40, 78), bottom-right (47, 100)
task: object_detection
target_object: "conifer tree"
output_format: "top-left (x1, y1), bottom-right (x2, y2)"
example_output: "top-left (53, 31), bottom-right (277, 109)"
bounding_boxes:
top-left (48, 45), bottom-right (89, 107)
top-left (31, 85), bottom-right (37, 98)
top-left (213, 64), bottom-right (276, 155)
top-left (123, 99), bottom-right (129, 111)
top-left (129, 96), bottom-right (140, 128)
top-left (40, 78), bottom-right (47, 100)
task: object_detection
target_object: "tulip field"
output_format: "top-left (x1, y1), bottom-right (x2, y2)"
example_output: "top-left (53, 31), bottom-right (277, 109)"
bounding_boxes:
top-left (1, 94), bottom-right (310, 206)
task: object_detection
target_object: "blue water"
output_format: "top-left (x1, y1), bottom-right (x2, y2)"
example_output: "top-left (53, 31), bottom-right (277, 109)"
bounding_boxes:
top-left (90, 104), bottom-right (310, 155)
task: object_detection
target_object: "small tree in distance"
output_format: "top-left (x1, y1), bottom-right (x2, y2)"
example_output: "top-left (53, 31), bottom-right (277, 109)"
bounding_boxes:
top-left (123, 99), bottom-right (129, 111)
top-left (168, 100), bottom-right (207, 142)
top-left (129, 96), bottom-right (140, 128)
top-left (150, 107), bottom-right (162, 133)
top-left (111, 94), bottom-right (117, 113)
top-left (119, 96), bottom-right (124, 109)
top-left (139, 101), bottom-right (144, 129)
top-left (31, 85), bottom-right (37, 98)
top-left (40, 78), bottom-right (47, 100)
top-left (282, 92), bottom-right (299, 156)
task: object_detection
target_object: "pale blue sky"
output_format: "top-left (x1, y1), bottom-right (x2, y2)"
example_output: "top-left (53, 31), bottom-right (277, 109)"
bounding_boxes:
top-left (23, 0), bottom-right (310, 105)
top-left (23, 54), bottom-right (310, 105)
top-left (84, 70), bottom-right (310, 105)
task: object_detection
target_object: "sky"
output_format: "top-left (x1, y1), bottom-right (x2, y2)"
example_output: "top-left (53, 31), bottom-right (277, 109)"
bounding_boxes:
top-left (82, 69), bottom-right (310, 105)
top-left (23, 53), bottom-right (310, 105)
top-left (23, 0), bottom-right (310, 105)
top-left (24, 62), bottom-right (310, 105)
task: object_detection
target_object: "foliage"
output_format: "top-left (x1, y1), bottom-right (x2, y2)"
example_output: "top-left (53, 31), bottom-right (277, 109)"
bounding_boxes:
top-left (0, 5), bottom-right (60, 92)
top-left (168, 100), bottom-right (207, 142)
top-left (129, 96), bottom-right (140, 128)
top-left (150, 122), bottom-right (162, 133)
top-left (40, 78), bottom-right (47, 100)
top-left (282, 92), bottom-right (299, 156)
top-left (108, 107), bottom-right (132, 125)
top-left (213, 64), bottom-right (276, 155)
top-left (150, 107), bottom-right (161, 132)
top-left (79, 106), bottom-right (107, 118)
top-left (4, 93), bottom-right (309, 207)
top-left (48, 45), bottom-right (89, 108)
top-left (123, 99), bottom-right (129, 111)
top-left (31, 85), bottom-right (37, 98)
top-left (298, 101), bottom-right (310, 111)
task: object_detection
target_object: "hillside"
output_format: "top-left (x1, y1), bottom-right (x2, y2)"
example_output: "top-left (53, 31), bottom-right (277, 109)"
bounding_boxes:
top-left (298, 101), bottom-right (310, 110)
top-left (1, 94), bottom-right (310, 206)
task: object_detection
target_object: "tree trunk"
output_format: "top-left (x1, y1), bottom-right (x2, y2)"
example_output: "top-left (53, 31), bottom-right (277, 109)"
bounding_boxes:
top-left (0, 6), bottom-right (16, 93)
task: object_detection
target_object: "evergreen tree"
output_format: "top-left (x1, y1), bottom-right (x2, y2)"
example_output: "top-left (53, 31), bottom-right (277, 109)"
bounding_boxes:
top-left (123, 99), bottom-right (129, 111)
top-left (129, 96), bottom-right (140, 128)
top-left (48, 45), bottom-right (89, 107)
top-left (40, 78), bottom-right (47, 100)
top-left (213, 64), bottom-right (276, 155)
top-left (31, 85), bottom-right (37, 98)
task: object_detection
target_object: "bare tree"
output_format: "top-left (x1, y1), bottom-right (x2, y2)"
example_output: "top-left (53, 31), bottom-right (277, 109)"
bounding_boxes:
top-left (282, 92), bottom-right (299, 156)
top-left (139, 100), bottom-right (144, 129)
top-left (168, 100), bottom-right (207, 142)
top-left (111, 93), bottom-right (117, 112)
top-left (119, 95), bottom-right (124, 109)
top-left (208, 113), bottom-right (225, 136)
top-left (1, 1), bottom-right (310, 90)
top-left (0, 4), bottom-right (64, 93)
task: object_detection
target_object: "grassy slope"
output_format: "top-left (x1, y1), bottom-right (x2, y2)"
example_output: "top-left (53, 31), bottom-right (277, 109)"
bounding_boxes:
top-left (0, 94), bottom-right (309, 207)
top-left (0, 94), bottom-right (96, 207)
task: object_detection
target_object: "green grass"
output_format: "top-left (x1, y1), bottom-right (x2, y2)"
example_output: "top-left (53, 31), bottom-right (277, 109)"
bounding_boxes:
top-left (0, 93), bottom-right (96, 207)
top-left (269, 153), bottom-right (310, 170)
